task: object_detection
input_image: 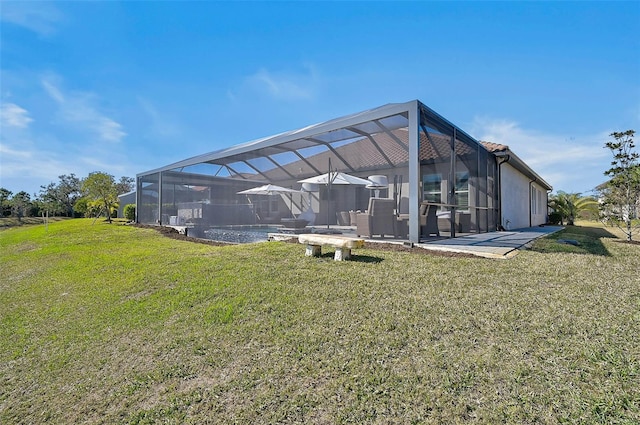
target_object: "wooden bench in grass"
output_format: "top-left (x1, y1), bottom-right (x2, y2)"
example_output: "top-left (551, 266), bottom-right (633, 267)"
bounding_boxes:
top-left (298, 234), bottom-right (365, 261)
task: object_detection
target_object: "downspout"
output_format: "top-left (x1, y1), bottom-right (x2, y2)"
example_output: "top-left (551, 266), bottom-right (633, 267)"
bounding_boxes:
top-left (528, 177), bottom-right (537, 227)
top-left (496, 153), bottom-right (510, 230)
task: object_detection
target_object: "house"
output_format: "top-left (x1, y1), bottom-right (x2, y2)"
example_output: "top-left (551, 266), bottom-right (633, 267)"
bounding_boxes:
top-left (136, 100), bottom-right (551, 243)
top-left (596, 180), bottom-right (640, 221)
top-left (481, 142), bottom-right (551, 230)
top-left (117, 190), bottom-right (136, 219)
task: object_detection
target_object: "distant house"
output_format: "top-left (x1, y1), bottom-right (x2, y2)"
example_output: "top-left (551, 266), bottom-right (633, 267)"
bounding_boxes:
top-left (117, 190), bottom-right (136, 218)
top-left (596, 180), bottom-right (640, 221)
top-left (136, 100), bottom-right (551, 242)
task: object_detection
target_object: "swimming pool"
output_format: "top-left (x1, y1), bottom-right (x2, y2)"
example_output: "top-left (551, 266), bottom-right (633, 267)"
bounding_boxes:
top-left (203, 226), bottom-right (282, 244)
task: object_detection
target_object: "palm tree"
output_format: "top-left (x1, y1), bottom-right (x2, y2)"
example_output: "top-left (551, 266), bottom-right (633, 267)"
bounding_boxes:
top-left (549, 192), bottom-right (598, 225)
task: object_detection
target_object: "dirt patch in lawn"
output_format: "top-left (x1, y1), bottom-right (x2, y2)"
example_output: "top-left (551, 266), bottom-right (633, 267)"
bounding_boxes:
top-left (132, 224), bottom-right (232, 247)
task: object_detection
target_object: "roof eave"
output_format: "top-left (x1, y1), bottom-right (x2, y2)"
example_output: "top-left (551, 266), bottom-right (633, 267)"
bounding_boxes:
top-left (495, 150), bottom-right (553, 191)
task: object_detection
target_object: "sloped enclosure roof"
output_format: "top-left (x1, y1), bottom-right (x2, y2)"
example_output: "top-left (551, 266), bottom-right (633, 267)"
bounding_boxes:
top-left (139, 100), bottom-right (479, 179)
top-left (138, 99), bottom-right (550, 190)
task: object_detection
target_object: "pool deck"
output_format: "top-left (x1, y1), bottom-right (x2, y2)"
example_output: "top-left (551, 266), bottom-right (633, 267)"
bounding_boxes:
top-left (271, 225), bottom-right (564, 259)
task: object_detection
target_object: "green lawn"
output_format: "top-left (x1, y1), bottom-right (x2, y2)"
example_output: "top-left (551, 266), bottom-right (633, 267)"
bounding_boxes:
top-left (0, 216), bottom-right (70, 228)
top-left (1, 219), bottom-right (638, 424)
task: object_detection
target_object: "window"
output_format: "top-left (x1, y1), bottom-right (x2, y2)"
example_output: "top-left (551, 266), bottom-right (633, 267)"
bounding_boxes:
top-left (540, 191), bottom-right (544, 215)
top-left (422, 174), bottom-right (442, 204)
top-left (455, 171), bottom-right (469, 210)
top-left (531, 186), bottom-right (544, 215)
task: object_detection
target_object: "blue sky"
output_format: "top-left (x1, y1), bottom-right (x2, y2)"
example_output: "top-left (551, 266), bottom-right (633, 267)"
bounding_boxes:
top-left (1, 1), bottom-right (639, 197)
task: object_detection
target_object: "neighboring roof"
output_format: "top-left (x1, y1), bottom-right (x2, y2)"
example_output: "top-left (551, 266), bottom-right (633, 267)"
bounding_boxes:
top-left (117, 190), bottom-right (136, 198)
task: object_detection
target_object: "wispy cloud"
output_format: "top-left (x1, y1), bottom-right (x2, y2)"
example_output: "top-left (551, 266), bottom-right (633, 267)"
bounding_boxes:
top-left (470, 116), bottom-right (611, 193)
top-left (41, 76), bottom-right (127, 143)
top-left (0, 103), bottom-right (33, 128)
top-left (230, 64), bottom-right (320, 102)
top-left (137, 97), bottom-right (180, 138)
top-left (78, 155), bottom-right (128, 175)
top-left (0, 72), bottom-right (134, 194)
top-left (0, 2), bottom-right (64, 37)
top-left (0, 143), bottom-right (33, 160)
top-left (0, 140), bottom-right (70, 193)
top-left (0, 135), bottom-right (133, 194)
top-left (41, 79), bottom-right (65, 103)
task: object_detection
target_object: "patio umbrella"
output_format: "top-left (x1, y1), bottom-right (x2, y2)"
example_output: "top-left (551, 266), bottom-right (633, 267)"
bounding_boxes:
top-left (238, 184), bottom-right (303, 219)
top-left (237, 184), bottom-right (302, 195)
top-left (298, 170), bottom-right (372, 228)
top-left (298, 172), bottom-right (372, 186)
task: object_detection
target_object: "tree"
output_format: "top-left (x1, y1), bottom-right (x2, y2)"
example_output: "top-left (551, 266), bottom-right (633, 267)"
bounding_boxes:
top-left (73, 197), bottom-right (90, 217)
top-left (0, 188), bottom-right (12, 217)
top-left (548, 191), bottom-right (598, 225)
top-left (11, 191), bottom-right (33, 221)
top-left (115, 176), bottom-right (134, 196)
top-left (600, 130), bottom-right (640, 242)
top-left (81, 172), bottom-right (118, 223)
top-left (38, 174), bottom-right (81, 217)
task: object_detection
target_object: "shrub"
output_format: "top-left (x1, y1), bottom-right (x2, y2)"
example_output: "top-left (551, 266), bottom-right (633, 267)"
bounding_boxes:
top-left (123, 204), bottom-right (136, 221)
top-left (548, 211), bottom-right (562, 225)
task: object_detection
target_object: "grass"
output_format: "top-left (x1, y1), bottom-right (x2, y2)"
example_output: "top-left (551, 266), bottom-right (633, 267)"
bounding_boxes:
top-left (530, 222), bottom-right (620, 256)
top-left (0, 216), bottom-right (71, 228)
top-left (1, 219), bottom-right (638, 424)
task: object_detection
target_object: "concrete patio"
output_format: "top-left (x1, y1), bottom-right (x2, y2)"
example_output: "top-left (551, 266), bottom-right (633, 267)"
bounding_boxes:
top-left (270, 225), bottom-right (564, 259)
top-left (415, 226), bottom-right (564, 259)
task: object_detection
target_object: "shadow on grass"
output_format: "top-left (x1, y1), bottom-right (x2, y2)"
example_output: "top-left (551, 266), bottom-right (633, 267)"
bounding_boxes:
top-left (318, 252), bottom-right (384, 263)
top-left (531, 225), bottom-right (616, 256)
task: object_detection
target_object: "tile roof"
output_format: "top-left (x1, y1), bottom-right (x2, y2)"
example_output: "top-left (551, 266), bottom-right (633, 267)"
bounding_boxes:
top-left (261, 129), bottom-right (484, 181)
top-left (480, 141), bottom-right (509, 152)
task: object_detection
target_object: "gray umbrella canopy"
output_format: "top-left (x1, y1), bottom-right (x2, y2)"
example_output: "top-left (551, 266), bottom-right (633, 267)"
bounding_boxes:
top-left (237, 184), bottom-right (302, 195)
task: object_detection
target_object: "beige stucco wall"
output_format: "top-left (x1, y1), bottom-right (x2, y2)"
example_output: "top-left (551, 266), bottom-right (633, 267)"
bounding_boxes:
top-left (500, 163), bottom-right (548, 229)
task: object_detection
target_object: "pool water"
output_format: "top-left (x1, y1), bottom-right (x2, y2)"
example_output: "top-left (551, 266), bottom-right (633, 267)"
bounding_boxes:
top-left (203, 226), bottom-right (281, 244)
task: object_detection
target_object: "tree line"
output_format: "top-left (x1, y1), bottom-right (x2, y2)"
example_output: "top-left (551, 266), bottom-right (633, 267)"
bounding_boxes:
top-left (1, 172), bottom-right (134, 223)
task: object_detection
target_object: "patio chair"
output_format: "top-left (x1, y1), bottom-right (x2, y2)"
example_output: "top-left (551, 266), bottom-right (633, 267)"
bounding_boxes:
top-left (437, 211), bottom-right (472, 233)
top-left (356, 198), bottom-right (396, 238)
top-left (420, 203), bottom-right (440, 237)
top-left (257, 211), bottom-right (282, 224)
top-left (336, 211), bottom-right (350, 226)
top-left (457, 213), bottom-right (471, 233)
top-left (349, 210), bottom-right (358, 226)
